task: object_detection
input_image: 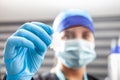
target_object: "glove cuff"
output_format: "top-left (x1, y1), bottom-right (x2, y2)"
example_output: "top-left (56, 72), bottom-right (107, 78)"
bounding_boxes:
top-left (6, 74), bottom-right (32, 80)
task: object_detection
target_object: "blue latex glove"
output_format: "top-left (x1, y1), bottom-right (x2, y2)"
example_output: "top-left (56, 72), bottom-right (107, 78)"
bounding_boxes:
top-left (3, 22), bottom-right (53, 80)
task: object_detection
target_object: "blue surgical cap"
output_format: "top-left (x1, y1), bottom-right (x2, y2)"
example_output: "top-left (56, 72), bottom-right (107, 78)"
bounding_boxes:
top-left (53, 9), bottom-right (95, 34)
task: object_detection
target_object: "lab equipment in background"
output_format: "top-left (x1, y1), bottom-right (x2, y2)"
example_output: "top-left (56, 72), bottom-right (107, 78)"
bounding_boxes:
top-left (107, 36), bottom-right (120, 80)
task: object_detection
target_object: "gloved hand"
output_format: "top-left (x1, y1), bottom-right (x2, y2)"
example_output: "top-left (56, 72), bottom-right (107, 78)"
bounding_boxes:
top-left (3, 22), bottom-right (53, 80)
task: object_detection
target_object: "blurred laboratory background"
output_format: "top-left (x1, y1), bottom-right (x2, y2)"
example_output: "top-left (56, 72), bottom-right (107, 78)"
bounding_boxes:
top-left (0, 0), bottom-right (120, 80)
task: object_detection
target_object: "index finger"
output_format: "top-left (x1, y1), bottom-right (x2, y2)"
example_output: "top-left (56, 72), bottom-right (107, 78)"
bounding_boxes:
top-left (32, 22), bottom-right (54, 36)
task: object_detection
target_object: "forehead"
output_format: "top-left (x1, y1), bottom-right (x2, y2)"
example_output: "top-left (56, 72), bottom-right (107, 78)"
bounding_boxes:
top-left (60, 26), bottom-right (92, 35)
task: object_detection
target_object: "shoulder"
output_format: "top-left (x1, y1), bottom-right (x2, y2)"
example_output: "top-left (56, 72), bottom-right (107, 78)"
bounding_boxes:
top-left (87, 74), bottom-right (99, 80)
top-left (33, 72), bottom-right (59, 80)
top-left (42, 72), bottom-right (58, 80)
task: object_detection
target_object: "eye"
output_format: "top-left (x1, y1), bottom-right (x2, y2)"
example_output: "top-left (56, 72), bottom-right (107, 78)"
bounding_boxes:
top-left (61, 30), bottom-right (76, 40)
top-left (66, 31), bottom-right (76, 39)
top-left (82, 31), bottom-right (90, 40)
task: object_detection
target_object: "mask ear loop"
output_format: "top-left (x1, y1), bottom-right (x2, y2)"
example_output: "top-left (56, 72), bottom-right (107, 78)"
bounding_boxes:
top-left (55, 64), bottom-right (66, 80)
top-left (84, 71), bottom-right (88, 80)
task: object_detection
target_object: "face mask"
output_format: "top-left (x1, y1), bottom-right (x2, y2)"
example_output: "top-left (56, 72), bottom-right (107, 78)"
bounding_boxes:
top-left (55, 39), bottom-right (96, 69)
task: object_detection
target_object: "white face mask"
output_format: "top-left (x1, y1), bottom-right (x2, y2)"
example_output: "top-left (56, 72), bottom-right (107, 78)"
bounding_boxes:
top-left (55, 39), bottom-right (96, 69)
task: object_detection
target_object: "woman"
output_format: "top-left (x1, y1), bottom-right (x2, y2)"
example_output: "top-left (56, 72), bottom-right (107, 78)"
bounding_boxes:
top-left (3, 9), bottom-right (98, 80)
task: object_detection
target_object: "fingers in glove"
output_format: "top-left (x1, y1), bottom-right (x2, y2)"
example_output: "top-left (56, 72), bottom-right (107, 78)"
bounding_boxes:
top-left (31, 22), bottom-right (53, 36)
top-left (4, 36), bottom-right (34, 60)
top-left (20, 23), bottom-right (52, 46)
top-left (14, 29), bottom-right (47, 54)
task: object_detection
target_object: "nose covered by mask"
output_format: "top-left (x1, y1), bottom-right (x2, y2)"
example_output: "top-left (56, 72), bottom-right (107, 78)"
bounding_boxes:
top-left (55, 39), bottom-right (96, 69)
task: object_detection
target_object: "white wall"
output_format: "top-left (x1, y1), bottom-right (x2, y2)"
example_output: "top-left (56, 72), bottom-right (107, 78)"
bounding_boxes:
top-left (0, 0), bottom-right (120, 22)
